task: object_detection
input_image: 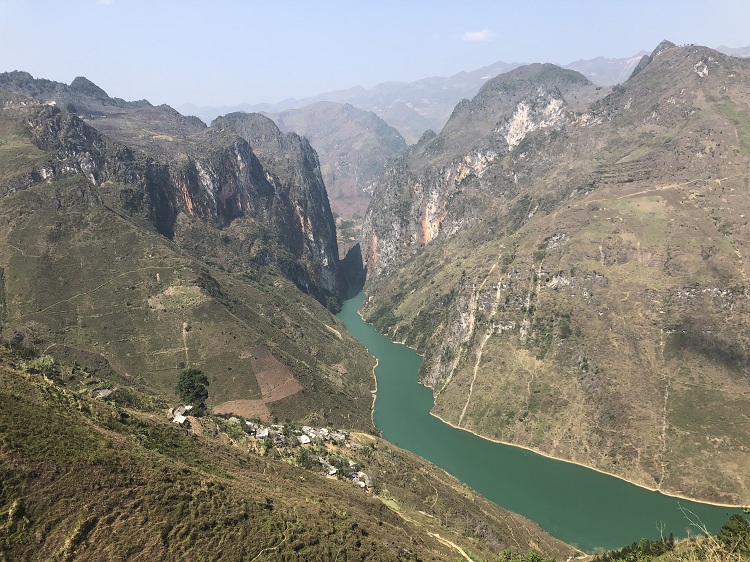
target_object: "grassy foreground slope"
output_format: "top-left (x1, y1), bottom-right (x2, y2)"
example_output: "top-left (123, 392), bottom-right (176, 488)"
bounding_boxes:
top-left (0, 348), bottom-right (576, 561)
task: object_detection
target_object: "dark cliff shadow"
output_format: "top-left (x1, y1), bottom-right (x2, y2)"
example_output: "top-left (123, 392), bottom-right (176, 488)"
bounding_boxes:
top-left (341, 243), bottom-right (366, 299)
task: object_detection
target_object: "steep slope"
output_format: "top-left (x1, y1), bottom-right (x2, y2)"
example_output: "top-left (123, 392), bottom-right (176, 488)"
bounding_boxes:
top-left (0, 75), bottom-right (345, 303)
top-left (207, 112), bottom-right (345, 299)
top-left (360, 43), bottom-right (750, 505)
top-left (268, 102), bottom-right (407, 223)
top-left (0, 87), bottom-right (367, 427)
top-left (0, 348), bottom-right (576, 561)
top-left (361, 63), bottom-right (608, 277)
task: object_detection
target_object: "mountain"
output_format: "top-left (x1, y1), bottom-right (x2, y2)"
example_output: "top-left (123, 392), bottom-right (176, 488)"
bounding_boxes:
top-left (208, 111), bottom-right (345, 294)
top-left (181, 60), bottom-right (524, 144)
top-left (361, 63), bottom-right (610, 277)
top-left (564, 53), bottom-right (648, 86)
top-left (0, 71), bottom-right (207, 159)
top-left (0, 346), bottom-right (575, 561)
top-left (0, 72), bottom-right (582, 562)
top-left (0, 77), bottom-right (371, 428)
top-left (717, 45), bottom-right (750, 58)
top-left (266, 102), bottom-right (407, 220)
top-left (261, 102), bottom-right (406, 256)
top-left (360, 42), bottom-right (750, 505)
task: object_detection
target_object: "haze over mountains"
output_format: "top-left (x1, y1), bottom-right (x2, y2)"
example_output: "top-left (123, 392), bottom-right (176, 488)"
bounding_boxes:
top-left (179, 45), bottom-right (747, 231)
top-left (268, 102), bottom-right (406, 218)
top-left (181, 54), bottom-right (660, 143)
top-left (180, 47), bottom-right (747, 144)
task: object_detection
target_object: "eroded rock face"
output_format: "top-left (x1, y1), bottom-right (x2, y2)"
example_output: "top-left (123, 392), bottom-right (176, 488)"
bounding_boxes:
top-left (213, 112), bottom-right (343, 297)
top-left (361, 64), bottom-right (603, 279)
top-left (0, 87), bottom-right (382, 434)
top-left (6, 91), bottom-right (344, 305)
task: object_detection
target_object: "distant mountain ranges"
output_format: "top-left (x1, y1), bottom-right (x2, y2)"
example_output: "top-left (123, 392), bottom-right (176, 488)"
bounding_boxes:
top-left (179, 46), bottom-right (748, 227)
top-left (180, 54), bottom-right (651, 144)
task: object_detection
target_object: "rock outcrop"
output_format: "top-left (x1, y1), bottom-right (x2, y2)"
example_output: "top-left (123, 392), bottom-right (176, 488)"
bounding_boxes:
top-left (1, 80), bottom-right (345, 304)
top-left (361, 64), bottom-right (606, 278)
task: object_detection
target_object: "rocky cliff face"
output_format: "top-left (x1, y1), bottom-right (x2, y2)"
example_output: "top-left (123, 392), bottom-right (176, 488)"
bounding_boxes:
top-left (361, 64), bottom-right (606, 278)
top-left (212, 112), bottom-right (344, 298)
top-left (0, 85), bottom-right (373, 429)
top-left (360, 44), bottom-right (750, 504)
top-left (2, 86), bottom-right (345, 304)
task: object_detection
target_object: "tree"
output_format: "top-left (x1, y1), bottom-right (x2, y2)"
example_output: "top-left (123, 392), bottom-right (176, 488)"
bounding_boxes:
top-left (718, 513), bottom-right (750, 555)
top-left (176, 368), bottom-right (209, 413)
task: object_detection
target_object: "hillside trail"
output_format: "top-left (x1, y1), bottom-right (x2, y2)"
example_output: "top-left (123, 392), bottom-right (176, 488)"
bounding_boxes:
top-left (458, 251), bottom-right (504, 427)
top-left (572, 174), bottom-right (744, 213)
top-left (383, 501), bottom-right (474, 562)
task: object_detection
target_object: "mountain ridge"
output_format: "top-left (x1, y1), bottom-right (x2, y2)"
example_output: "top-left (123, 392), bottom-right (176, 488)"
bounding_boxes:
top-left (0, 83), bottom-right (371, 429)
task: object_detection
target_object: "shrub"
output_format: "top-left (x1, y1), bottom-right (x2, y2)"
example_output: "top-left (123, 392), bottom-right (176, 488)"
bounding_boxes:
top-left (176, 368), bottom-right (209, 413)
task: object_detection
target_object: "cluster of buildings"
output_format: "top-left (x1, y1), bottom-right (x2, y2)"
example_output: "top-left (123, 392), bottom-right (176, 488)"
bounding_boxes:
top-left (168, 407), bottom-right (375, 491)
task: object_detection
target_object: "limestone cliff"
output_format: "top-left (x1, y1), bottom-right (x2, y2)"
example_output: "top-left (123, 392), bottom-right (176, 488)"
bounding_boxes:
top-left (361, 64), bottom-right (605, 278)
top-left (0, 86), bottom-right (373, 429)
top-left (212, 112), bottom-right (343, 298)
top-left (5, 90), bottom-right (344, 305)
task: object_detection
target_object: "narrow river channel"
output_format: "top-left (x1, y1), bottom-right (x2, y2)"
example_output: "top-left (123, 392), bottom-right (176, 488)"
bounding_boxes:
top-left (337, 291), bottom-right (739, 553)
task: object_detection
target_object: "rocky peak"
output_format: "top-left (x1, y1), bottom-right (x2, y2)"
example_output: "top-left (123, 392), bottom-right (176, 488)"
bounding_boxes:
top-left (629, 39), bottom-right (679, 78)
top-left (361, 63), bottom-right (605, 278)
top-left (651, 39), bottom-right (678, 58)
top-left (69, 76), bottom-right (110, 100)
top-left (211, 112), bottom-right (344, 299)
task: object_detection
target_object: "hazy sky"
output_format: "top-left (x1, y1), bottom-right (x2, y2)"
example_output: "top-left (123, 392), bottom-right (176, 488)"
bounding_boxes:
top-left (1, 0), bottom-right (748, 107)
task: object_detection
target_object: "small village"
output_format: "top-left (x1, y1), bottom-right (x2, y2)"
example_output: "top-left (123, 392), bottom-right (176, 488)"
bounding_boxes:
top-left (170, 405), bottom-right (376, 492)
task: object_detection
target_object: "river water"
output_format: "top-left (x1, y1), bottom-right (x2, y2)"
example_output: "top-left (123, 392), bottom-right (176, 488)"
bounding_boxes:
top-left (337, 292), bottom-right (739, 553)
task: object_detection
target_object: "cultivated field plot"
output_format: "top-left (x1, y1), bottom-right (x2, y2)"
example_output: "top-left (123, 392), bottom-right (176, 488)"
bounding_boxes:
top-left (214, 346), bottom-right (303, 420)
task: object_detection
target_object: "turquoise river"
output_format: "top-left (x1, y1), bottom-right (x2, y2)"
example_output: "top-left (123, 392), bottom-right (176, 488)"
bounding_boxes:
top-left (337, 292), bottom-right (740, 553)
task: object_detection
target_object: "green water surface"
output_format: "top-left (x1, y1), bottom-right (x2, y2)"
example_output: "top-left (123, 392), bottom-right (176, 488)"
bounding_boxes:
top-left (337, 292), bottom-right (739, 553)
